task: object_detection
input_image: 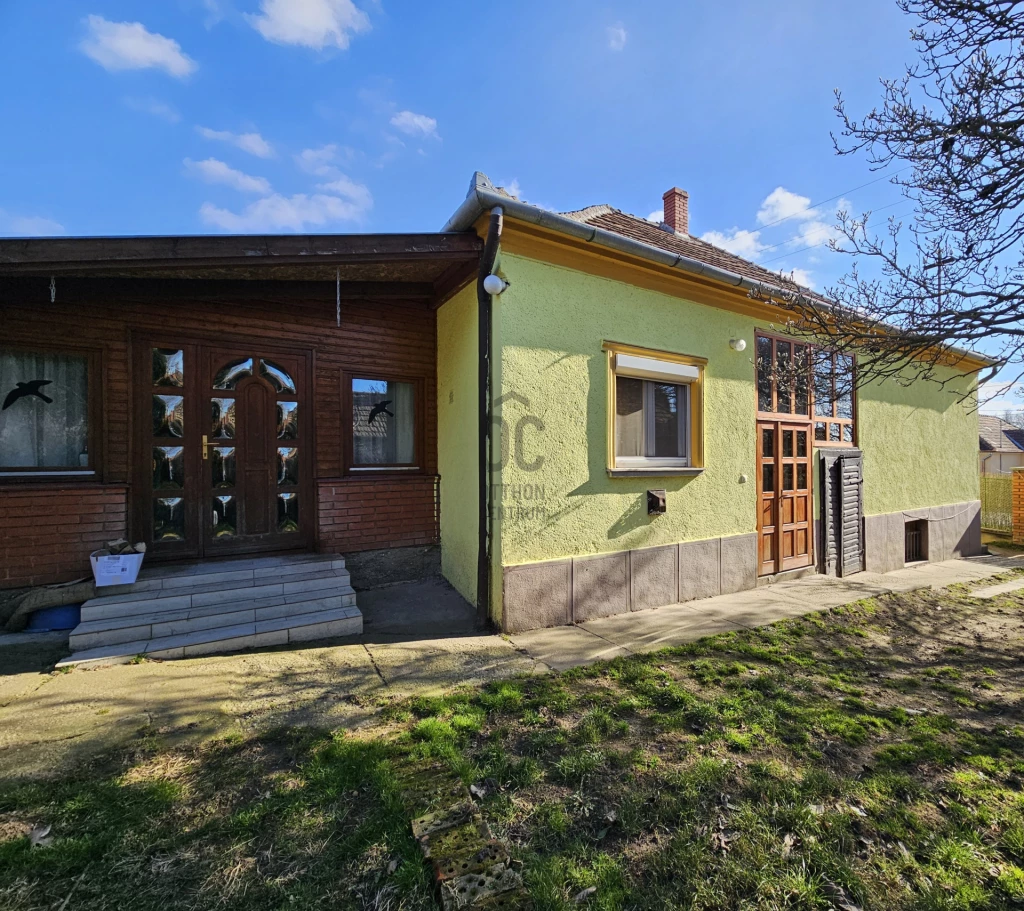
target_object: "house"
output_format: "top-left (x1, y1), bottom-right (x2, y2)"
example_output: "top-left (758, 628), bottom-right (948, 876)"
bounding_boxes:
top-left (979, 415), bottom-right (1024, 476)
top-left (0, 172), bottom-right (988, 647)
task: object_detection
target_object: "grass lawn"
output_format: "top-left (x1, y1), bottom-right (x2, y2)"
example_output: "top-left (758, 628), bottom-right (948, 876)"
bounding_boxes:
top-left (3, 578), bottom-right (1024, 909)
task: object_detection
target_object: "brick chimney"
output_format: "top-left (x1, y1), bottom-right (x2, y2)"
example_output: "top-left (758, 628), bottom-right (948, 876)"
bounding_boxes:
top-left (662, 187), bottom-right (689, 235)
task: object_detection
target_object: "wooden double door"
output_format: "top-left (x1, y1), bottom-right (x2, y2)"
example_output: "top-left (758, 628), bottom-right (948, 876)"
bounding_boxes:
top-left (136, 339), bottom-right (312, 560)
top-left (757, 420), bottom-right (813, 575)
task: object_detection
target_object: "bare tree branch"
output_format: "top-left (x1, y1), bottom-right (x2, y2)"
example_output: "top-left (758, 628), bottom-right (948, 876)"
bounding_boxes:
top-left (751, 0), bottom-right (1024, 400)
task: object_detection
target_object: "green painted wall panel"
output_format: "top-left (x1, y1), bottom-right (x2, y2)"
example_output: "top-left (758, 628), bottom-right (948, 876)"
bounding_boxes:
top-left (858, 370), bottom-right (979, 515)
top-left (436, 282), bottom-right (479, 604)
top-left (494, 253), bottom-right (756, 568)
top-left (493, 251), bottom-right (979, 570)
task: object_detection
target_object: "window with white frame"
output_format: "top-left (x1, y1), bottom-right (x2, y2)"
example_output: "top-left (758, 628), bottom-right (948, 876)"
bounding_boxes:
top-left (607, 346), bottom-right (705, 471)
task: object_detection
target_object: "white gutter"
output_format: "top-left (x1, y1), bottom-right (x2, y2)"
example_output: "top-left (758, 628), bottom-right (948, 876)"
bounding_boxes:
top-left (442, 172), bottom-right (766, 295)
top-left (441, 171), bottom-right (998, 371)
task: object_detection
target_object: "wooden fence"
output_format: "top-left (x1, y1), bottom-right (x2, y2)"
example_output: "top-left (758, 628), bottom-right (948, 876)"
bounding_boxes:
top-left (981, 475), bottom-right (1013, 534)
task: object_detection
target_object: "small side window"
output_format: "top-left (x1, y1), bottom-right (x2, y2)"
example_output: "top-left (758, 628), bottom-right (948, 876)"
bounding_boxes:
top-left (606, 344), bottom-right (705, 473)
top-left (348, 376), bottom-right (419, 470)
top-left (0, 346), bottom-right (96, 474)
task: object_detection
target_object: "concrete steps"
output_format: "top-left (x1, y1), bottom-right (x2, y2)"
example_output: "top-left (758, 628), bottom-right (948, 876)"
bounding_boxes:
top-left (59, 553), bottom-right (362, 667)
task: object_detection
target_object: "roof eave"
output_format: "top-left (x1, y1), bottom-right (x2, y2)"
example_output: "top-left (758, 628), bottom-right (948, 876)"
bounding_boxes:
top-left (443, 172), bottom-right (998, 373)
top-left (0, 232), bottom-right (483, 275)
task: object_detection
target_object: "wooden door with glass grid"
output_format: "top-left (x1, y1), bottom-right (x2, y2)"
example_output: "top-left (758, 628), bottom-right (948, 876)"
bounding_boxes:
top-left (139, 340), bottom-right (311, 559)
top-left (755, 332), bottom-right (815, 576)
top-left (757, 421), bottom-right (813, 574)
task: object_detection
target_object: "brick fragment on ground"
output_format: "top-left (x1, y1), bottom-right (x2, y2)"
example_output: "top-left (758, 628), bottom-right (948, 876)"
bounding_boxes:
top-left (440, 863), bottom-right (524, 910)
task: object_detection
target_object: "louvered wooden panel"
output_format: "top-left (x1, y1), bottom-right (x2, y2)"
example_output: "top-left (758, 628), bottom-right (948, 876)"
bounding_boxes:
top-left (839, 454), bottom-right (864, 575)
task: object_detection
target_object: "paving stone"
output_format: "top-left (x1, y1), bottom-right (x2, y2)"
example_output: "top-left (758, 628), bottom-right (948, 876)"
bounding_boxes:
top-left (411, 801), bottom-right (479, 841)
top-left (418, 816), bottom-right (491, 861)
top-left (440, 863), bottom-right (524, 910)
top-left (398, 773), bottom-right (468, 817)
top-left (432, 840), bottom-right (509, 884)
top-left (467, 889), bottom-right (535, 910)
top-left (972, 578), bottom-right (1024, 599)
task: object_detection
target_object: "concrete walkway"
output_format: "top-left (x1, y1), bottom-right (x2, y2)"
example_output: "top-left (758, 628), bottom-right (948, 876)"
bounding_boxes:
top-left (0, 555), bottom-right (1020, 777)
top-left (509, 555), bottom-right (1024, 670)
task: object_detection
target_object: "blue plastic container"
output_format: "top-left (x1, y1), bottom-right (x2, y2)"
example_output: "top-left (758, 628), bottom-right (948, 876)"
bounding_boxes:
top-left (25, 604), bottom-right (82, 632)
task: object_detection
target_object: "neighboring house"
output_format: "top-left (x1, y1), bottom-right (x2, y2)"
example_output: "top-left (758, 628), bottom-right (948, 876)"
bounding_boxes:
top-left (979, 415), bottom-right (1024, 475)
top-left (0, 173), bottom-right (989, 638)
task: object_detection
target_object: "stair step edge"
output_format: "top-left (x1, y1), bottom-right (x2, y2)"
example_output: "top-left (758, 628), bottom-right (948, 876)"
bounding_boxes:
top-left (60, 608), bottom-right (363, 666)
top-left (109, 564), bottom-right (350, 596)
top-left (137, 553), bottom-right (345, 581)
top-left (72, 598), bottom-right (360, 649)
top-left (82, 577), bottom-right (354, 615)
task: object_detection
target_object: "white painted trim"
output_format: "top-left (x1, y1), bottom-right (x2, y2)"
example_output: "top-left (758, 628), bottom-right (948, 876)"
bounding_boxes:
top-left (615, 353), bottom-right (700, 383)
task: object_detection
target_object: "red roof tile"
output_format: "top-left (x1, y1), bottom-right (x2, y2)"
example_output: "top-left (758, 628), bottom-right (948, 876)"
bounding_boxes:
top-left (561, 204), bottom-right (814, 293)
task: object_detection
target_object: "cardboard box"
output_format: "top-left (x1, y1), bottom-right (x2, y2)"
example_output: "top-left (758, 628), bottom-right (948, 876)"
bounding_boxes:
top-left (90, 551), bottom-right (145, 587)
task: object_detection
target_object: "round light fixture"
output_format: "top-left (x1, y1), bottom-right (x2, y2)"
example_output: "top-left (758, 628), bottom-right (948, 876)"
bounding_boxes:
top-left (482, 274), bottom-right (508, 295)
top-left (729, 337), bottom-right (747, 352)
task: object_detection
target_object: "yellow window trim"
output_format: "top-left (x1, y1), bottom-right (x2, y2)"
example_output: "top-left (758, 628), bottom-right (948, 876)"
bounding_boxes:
top-left (603, 341), bottom-right (705, 472)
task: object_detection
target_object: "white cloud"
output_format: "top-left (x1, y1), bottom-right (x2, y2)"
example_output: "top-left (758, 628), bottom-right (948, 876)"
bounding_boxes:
top-left (247, 0), bottom-right (370, 50)
top-left (294, 145), bottom-right (371, 208)
top-left (607, 23), bottom-right (627, 51)
top-left (979, 379), bottom-right (1024, 414)
top-left (184, 158), bottom-right (271, 194)
top-left (196, 126), bottom-right (274, 158)
top-left (0, 209), bottom-right (65, 236)
top-left (80, 15), bottom-right (197, 77)
top-left (123, 96), bottom-right (180, 123)
top-left (701, 227), bottom-right (766, 259)
top-left (757, 187), bottom-right (817, 226)
top-left (199, 187), bottom-right (371, 232)
top-left (202, 0), bottom-right (227, 27)
top-left (501, 179), bottom-right (522, 199)
top-left (296, 143), bottom-right (342, 176)
top-left (785, 267), bottom-right (815, 289)
top-left (315, 175), bottom-right (373, 212)
top-left (647, 209), bottom-right (664, 224)
top-left (390, 110), bottom-right (439, 140)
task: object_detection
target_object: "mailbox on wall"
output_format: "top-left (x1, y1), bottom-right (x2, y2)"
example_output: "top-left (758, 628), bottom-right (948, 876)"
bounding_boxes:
top-left (647, 489), bottom-right (667, 515)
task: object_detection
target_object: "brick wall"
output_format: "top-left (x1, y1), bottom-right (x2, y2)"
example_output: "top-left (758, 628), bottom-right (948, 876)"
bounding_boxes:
top-left (1, 277), bottom-right (442, 587)
top-left (317, 476), bottom-right (439, 553)
top-left (1013, 469), bottom-right (1024, 545)
top-left (0, 484), bottom-right (128, 588)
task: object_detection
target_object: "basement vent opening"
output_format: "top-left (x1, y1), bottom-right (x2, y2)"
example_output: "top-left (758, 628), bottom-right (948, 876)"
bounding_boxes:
top-left (905, 519), bottom-right (926, 564)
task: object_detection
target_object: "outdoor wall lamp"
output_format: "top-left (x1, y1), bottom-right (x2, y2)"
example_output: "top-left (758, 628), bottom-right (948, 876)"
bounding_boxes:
top-left (483, 274), bottom-right (509, 295)
top-left (729, 337), bottom-right (747, 352)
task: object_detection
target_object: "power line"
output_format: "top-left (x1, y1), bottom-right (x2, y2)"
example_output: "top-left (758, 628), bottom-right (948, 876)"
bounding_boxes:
top-left (758, 201), bottom-right (916, 267)
top-left (753, 197), bottom-right (909, 259)
top-left (753, 165), bottom-right (914, 233)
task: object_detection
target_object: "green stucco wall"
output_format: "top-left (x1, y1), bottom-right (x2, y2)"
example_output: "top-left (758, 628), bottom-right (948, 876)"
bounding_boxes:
top-left (436, 282), bottom-right (479, 605)
top-left (493, 252), bottom-right (756, 568)
top-left (493, 251), bottom-right (979, 570)
top-left (858, 370), bottom-right (979, 515)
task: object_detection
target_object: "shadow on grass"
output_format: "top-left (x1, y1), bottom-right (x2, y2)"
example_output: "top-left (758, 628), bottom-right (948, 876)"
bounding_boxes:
top-left (0, 728), bottom-right (436, 911)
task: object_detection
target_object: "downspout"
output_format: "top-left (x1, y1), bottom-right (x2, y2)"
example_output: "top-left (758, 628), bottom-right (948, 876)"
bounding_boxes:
top-left (477, 207), bottom-right (503, 627)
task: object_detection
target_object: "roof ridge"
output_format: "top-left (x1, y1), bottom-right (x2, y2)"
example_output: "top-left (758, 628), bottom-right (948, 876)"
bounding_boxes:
top-left (569, 204), bottom-right (820, 293)
top-left (561, 204), bottom-right (617, 222)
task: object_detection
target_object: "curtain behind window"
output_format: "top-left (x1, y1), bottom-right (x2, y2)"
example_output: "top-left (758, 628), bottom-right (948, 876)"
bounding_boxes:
top-left (352, 378), bottom-right (416, 465)
top-left (0, 350), bottom-right (88, 469)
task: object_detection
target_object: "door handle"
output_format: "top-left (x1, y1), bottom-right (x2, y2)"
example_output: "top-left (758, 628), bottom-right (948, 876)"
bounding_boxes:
top-left (202, 435), bottom-right (213, 460)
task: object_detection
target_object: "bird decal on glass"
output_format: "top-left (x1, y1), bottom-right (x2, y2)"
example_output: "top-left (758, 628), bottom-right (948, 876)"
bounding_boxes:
top-left (367, 399), bottom-right (393, 424)
top-left (2, 379), bottom-right (53, 411)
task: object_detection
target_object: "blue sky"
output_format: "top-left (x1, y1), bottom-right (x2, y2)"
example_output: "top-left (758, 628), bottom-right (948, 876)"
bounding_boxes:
top-left (0, 0), bottom-right (1017, 409)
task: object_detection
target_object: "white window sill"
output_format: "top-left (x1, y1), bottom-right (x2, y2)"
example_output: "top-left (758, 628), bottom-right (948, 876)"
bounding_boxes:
top-left (607, 466), bottom-right (704, 478)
